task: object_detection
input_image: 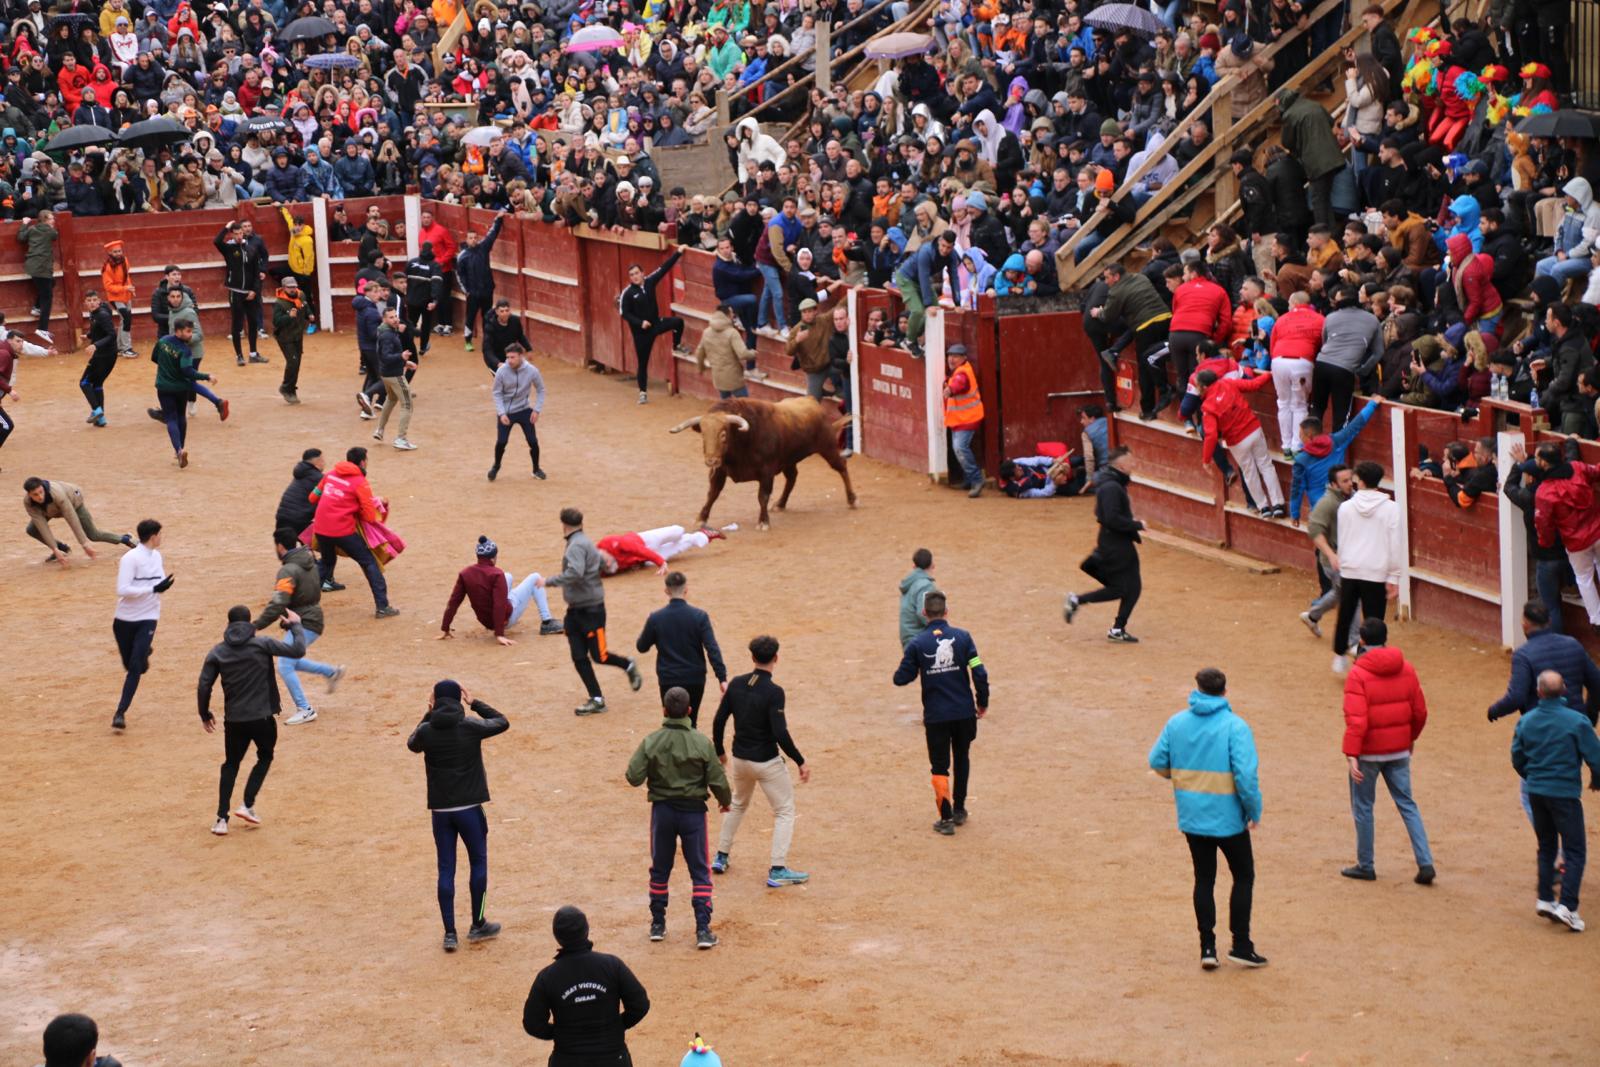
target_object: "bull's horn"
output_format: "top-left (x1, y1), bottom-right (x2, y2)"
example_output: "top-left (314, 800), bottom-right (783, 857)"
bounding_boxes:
top-left (668, 416), bottom-right (703, 434)
top-left (724, 415), bottom-right (750, 431)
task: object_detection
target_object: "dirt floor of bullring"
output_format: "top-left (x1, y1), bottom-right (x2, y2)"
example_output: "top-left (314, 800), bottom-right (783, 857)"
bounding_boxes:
top-left (0, 331), bottom-right (1594, 1066)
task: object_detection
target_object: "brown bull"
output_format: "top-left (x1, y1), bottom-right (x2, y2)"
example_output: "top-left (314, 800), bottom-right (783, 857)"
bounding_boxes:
top-left (668, 396), bottom-right (857, 529)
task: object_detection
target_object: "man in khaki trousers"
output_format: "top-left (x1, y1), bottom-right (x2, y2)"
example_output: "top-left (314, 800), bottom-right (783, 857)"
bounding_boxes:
top-left (711, 635), bottom-right (812, 888)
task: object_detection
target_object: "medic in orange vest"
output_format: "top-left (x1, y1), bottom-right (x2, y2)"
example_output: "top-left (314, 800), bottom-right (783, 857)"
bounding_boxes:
top-left (943, 343), bottom-right (986, 498)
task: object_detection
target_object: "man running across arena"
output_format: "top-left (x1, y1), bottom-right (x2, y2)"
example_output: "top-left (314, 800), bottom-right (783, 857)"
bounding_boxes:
top-left (255, 527), bottom-right (346, 726)
top-left (111, 518), bottom-right (173, 730)
top-left (438, 534), bottom-right (564, 643)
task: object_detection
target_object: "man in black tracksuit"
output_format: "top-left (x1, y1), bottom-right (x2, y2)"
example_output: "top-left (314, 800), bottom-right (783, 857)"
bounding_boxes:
top-left (78, 291), bottom-right (118, 424)
top-left (406, 679), bottom-right (508, 952)
top-left (482, 298), bottom-right (532, 375)
top-left (1064, 446), bottom-right (1145, 641)
top-left (635, 570), bottom-right (726, 728)
top-left (197, 604), bottom-right (306, 835)
top-left (893, 591), bottom-right (989, 836)
top-left (404, 243), bottom-right (446, 353)
top-left (214, 221), bottom-right (266, 365)
top-left (457, 211), bottom-right (508, 352)
top-left (618, 248), bottom-right (684, 403)
top-left (522, 904), bottom-right (650, 1067)
top-left (273, 449), bottom-right (324, 540)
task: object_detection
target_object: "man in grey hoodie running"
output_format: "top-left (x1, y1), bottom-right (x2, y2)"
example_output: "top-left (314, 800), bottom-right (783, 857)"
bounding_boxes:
top-left (538, 507), bottom-right (644, 715)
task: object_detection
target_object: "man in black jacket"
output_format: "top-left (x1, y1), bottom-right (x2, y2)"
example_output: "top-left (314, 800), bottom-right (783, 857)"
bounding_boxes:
top-left (1264, 147), bottom-right (1312, 249)
top-left (481, 298), bottom-right (531, 375)
top-left (150, 266), bottom-right (196, 340)
top-left (635, 570), bottom-right (726, 728)
top-left (619, 248), bottom-right (684, 404)
top-left (274, 450), bottom-right (323, 537)
top-left (1231, 150), bottom-right (1278, 280)
top-left (407, 679), bottom-right (508, 951)
top-left (1063, 447), bottom-right (1146, 642)
top-left (1481, 208), bottom-right (1532, 299)
top-left (78, 291), bottom-right (118, 427)
top-left (522, 905), bottom-right (650, 1066)
top-left (198, 604), bottom-right (306, 836)
top-left (403, 243), bottom-right (446, 354)
top-left (214, 221), bottom-right (266, 366)
top-left (456, 211), bottom-right (509, 354)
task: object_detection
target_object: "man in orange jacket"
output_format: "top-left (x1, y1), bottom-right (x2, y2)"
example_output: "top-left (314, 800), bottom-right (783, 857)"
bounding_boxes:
top-left (100, 241), bottom-right (135, 357)
top-left (944, 344), bottom-right (985, 498)
top-left (309, 446), bottom-right (399, 618)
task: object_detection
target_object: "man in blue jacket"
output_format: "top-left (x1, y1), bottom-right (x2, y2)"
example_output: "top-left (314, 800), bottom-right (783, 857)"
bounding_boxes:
top-left (635, 570), bottom-right (727, 728)
top-left (1149, 666), bottom-right (1267, 969)
top-left (893, 591), bottom-right (989, 836)
top-left (1489, 602), bottom-right (1600, 726)
top-left (1511, 671), bottom-right (1600, 932)
top-left (1288, 397), bottom-right (1379, 523)
top-left (352, 280), bottom-right (388, 418)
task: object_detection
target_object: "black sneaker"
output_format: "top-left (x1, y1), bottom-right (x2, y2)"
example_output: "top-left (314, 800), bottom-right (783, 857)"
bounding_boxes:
top-left (321, 580), bottom-right (346, 592)
top-left (1107, 628), bottom-right (1140, 643)
top-left (952, 808), bottom-right (969, 826)
top-left (375, 605), bottom-right (401, 619)
top-left (1200, 946), bottom-right (1219, 970)
top-left (1341, 865), bottom-right (1376, 881)
top-left (1415, 865), bottom-right (1436, 885)
top-left (467, 920), bottom-right (501, 943)
top-left (487, 465), bottom-right (500, 482)
top-left (575, 697), bottom-right (608, 716)
top-left (932, 818), bottom-right (955, 836)
top-left (442, 931), bottom-right (458, 952)
top-left (1063, 594), bottom-right (1080, 624)
top-left (147, 407), bottom-right (165, 422)
top-left (649, 919), bottom-right (666, 942)
top-left (539, 618), bottom-right (565, 635)
top-left (56, 541), bottom-right (71, 554)
top-left (626, 659), bottom-right (644, 691)
top-left (696, 927), bottom-right (718, 950)
top-left (111, 711), bottom-right (126, 730)
top-left (532, 468), bottom-right (547, 480)
top-left (1227, 947), bottom-right (1268, 967)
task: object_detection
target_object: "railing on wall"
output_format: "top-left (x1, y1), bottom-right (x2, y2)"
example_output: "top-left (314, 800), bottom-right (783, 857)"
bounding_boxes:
top-left (1572, 0), bottom-right (1600, 109)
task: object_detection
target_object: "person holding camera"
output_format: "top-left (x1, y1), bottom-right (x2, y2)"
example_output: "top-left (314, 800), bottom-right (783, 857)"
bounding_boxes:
top-left (198, 604), bottom-right (307, 836)
top-left (406, 680), bottom-right (508, 952)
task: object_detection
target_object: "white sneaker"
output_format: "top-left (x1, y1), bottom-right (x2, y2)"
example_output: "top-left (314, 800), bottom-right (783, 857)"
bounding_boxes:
top-left (233, 805), bottom-right (260, 825)
top-left (37, 329), bottom-right (52, 343)
top-left (211, 817), bottom-right (229, 836)
top-left (393, 438), bottom-right (417, 451)
top-left (1555, 905), bottom-right (1585, 932)
top-left (186, 400), bottom-right (197, 417)
top-left (372, 429), bottom-right (384, 441)
top-left (1299, 611), bottom-right (1322, 638)
top-left (1331, 654), bottom-right (1349, 675)
top-left (778, 327), bottom-right (790, 340)
top-left (637, 391), bottom-right (649, 405)
top-left (359, 410), bottom-right (374, 420)
top-left (1537, 898), bottom-right (1563, 921)
top-left (285, 707), bottom-right (318, 725)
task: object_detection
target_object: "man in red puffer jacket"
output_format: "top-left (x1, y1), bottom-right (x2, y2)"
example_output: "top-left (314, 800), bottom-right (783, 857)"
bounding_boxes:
top-left (1167, 261), bottom-right (1233, 407)
top-left (1534, 440), bottom-right (1600, 626)
top-left (308, 446), bottom-right (398, 617)
top-left (1197, 369), bottom-right (1287, 517)
top-left (1340, 618), bottom-right (1434, 885)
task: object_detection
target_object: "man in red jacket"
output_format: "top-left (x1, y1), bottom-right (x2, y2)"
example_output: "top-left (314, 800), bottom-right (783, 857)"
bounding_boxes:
top-left (1340, 618), bottom-right (1434, 884)
top-left (417, 209), bottom-right (460, 336)
top-left (438, 535), bottom-right (563, 643)
top-left (309, 446), bottom-right (399, 618)
top-left (1166, 261), bottom-right (1233, 409)
top-left (1533, 442), bottom-right (1600, 626)
top-left (1197, 369), bottom-right (1287, 518)
top-left (1268, 292), bottom-right (1325, 454)
top-left (596, 525), bottom-right (722, 576)
top-left (1444, 232), bottom-right (1503, 340)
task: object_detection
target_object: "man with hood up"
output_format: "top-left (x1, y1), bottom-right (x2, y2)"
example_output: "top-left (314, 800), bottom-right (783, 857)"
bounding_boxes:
top-left (898, 548), bottom-right (938, 649)
top-left (198, 603), bottom-right (307, 836)
top-left (407, 679), bottom-right (509, 952)
top-left (1534, 177), bottom-right (1600, 288)
top-left (522, 905), bottom-right (651, 1061)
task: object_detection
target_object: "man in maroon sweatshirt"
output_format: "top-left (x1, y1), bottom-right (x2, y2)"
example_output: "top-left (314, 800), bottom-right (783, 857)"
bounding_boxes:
top-left (438, 535), bottom-right (563, 644)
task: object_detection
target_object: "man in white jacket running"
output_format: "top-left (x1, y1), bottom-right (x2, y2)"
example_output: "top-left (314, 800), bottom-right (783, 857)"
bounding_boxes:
top-left (1331, 461), bottom-right (1401, 674)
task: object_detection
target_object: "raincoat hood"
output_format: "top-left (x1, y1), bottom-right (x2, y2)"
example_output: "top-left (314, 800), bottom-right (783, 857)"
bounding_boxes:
top-left (1563, 176), bottom-right (1594, 211)
top-left (1187, 691), bottom-right (1231, 716)
top-left (1447, 194), bottom-right (1480, 232)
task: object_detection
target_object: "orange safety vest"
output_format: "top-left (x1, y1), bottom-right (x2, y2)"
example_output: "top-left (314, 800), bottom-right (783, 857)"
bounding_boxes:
top-left (943, 360), bottom-right (984, 428)
top-left (100, 257), bottom-right (133, 304)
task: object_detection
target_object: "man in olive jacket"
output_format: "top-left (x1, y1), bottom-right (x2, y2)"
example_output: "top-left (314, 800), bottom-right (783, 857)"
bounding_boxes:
top-left (626, 687), bottom-right (732, 949)
top-left (198, 604), bottom-right (306, 836)
top-left (255, 527), bottom-right (343, 725)
top-left (1277, 88), bottom-right (1346, 229)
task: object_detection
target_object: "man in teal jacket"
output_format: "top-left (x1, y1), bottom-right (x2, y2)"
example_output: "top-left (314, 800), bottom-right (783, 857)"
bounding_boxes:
top-left (1512, 671), bottom-right (1600, 932)
top-left (1149, 666), bottom-right (1266, 969)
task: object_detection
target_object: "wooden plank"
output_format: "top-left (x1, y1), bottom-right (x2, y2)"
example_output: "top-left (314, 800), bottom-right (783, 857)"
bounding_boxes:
top-left (1142, 528), bottom-right (1281, 574)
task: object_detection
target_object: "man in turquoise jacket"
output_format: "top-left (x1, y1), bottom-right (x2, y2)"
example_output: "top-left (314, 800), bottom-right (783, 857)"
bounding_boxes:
top-left (1149, 667), bottom-right (1266, 970)
top-left (1512, 670), bottom-right (1600, 932)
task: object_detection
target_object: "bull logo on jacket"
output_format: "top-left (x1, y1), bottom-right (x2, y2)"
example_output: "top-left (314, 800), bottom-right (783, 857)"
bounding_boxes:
top-left (928, 635), bottom-right (957, 673)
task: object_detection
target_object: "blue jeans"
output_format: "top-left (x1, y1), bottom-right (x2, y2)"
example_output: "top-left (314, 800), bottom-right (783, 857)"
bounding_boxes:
top-left (1537, 557), bottom-right (1569, 635)
top-left (1349, 757), bottom-right (1433, 870)
top-left (1530, 792), bottom-right (1586, 911)
top-left (506, 572), bottom-right (552, 626)
top-left (755, 263), bottom-right (785, 330)
top-left (277, 628), bottom-right (338, 711)
top-left (1534, 255), bottom-right (1592, 285)
top-left (719, 387), bottom-right (750, 399)
top-left (951, 427), bottom-right (981, 488)
top-left (723, 292), bottom-right (759, 346)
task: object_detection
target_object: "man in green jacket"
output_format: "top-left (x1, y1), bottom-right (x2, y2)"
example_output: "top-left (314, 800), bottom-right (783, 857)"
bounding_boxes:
top-left (626, 687), bottom-right (732, 950)
top-left (1512, 671), bottom-right (1600, 932)
top-left (898, 547), bottom-right (939, 648)
top-left (1276, 88), bottom-right (1346, 229)
top-left (151, 320), bottom-right (215, 469)
top-left (17, 209), bottom-right (57, 339)
top-left (255, 526), bottom-right (345, 725)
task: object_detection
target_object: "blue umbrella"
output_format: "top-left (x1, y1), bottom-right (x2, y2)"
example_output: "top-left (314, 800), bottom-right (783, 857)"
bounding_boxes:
top-left (306, 52), bottom-right (364, 70)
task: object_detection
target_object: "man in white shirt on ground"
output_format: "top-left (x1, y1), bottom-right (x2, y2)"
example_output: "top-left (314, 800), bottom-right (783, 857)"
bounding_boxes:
top-left (113, 518), bottom-right (173, 730)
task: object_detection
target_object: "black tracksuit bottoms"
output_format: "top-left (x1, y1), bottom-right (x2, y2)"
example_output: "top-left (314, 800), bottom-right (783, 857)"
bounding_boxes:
top-left (1185, 829), bottom-right (1255, 952)
top-left (925, 717), bottom-right (977, 819)
top-left (565, 604), bottom-right (631, 698)
top-left (631, 318), bottom-right (684, 392)
top-left (494, 409), bottom-right (540, 470)
top-left (1332, 577), bottom-right (1387, 657)
top-left (218, 717), bottom-right (277, 820)
top-left (649, 801), bottom-right (712, 927)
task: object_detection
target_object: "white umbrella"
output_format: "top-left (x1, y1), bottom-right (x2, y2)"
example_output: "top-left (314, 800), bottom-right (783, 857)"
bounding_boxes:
top-left (564, 25), bottom-right (625, 53)
top-left (462, 126), bottom-right (505, 147)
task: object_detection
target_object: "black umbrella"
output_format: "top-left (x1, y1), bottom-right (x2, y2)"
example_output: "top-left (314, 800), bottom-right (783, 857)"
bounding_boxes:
top-left (241, 114), bottom-right (289, 133)
top-left (1514, 110), bottom-right (1598, 140)
top-left (43, 125), bottom-right (117, 152)
top-left (116, 117), bottom-right (193, 153)
top-left (279, 17), bottom-right (339, 43)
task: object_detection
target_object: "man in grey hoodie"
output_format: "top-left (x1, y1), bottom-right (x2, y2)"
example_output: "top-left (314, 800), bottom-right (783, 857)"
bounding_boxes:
top-left (898, 547), bottom-right (939, 648)
top-left (1308, 287), bottom-right (1383, 432)
top-left (198, 604), bottom-right (307, 836)
top-left (537, 507), bottom-right (643, 715)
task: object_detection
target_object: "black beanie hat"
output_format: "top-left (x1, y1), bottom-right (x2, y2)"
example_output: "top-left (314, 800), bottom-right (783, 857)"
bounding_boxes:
top-left (553, 905), bottom-right (589, 949)
top-left (433, 679), bottom-right (462, 702)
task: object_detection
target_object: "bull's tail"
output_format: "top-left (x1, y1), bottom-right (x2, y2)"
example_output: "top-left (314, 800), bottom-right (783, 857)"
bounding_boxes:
top-left (830, 414), bottom-right (856, 435)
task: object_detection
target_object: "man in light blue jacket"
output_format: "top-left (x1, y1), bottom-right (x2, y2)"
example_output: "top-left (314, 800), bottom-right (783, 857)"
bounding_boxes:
top-left (1149, 667), bottom-right (1266, 970)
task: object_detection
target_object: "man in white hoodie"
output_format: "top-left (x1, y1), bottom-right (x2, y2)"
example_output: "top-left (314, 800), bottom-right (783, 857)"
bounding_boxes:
top-left (1332, 461), bottom-right (1401, 674)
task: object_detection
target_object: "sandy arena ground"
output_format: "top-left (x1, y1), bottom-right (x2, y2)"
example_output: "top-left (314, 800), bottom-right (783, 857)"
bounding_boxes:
top-left (0, 331), bottom-right (1596, 1066)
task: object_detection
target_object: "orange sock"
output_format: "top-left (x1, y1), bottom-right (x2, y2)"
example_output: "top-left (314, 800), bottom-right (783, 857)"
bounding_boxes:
top-left (931, 774), bottom-right (951, 817)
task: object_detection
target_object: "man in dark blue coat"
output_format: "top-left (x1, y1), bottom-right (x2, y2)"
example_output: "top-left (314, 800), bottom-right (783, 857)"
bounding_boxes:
top-left (635, 569), bottom-right (727, 728)
top-left (894, 590), bottom-right (990, 835)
